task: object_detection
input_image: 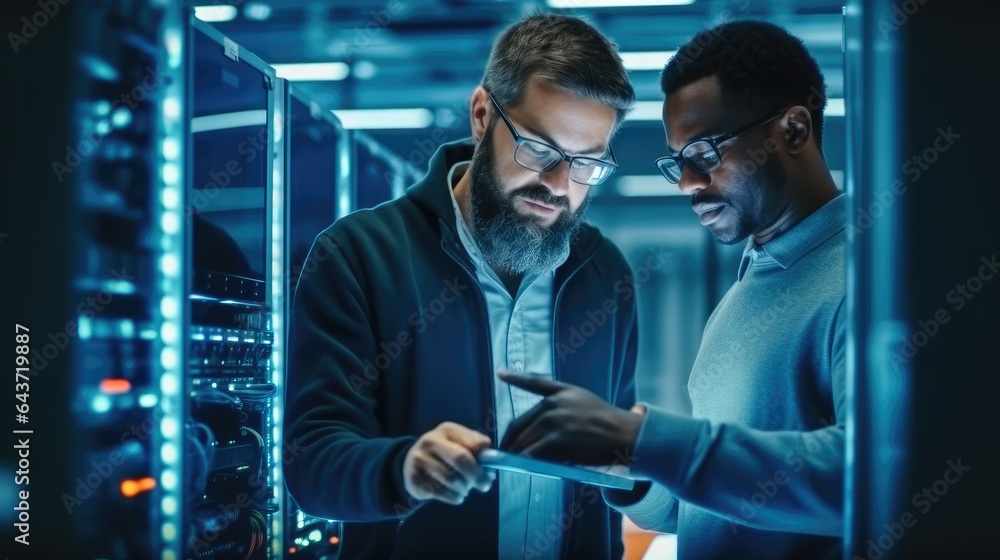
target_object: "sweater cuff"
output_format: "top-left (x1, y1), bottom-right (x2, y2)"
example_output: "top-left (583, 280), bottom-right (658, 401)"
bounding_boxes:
top-left (603, 481), bottom-right (678, 533)
top-left (603, 480), bottom-right (652, 507)
top-left (631, 406), bottom-right (710, 487)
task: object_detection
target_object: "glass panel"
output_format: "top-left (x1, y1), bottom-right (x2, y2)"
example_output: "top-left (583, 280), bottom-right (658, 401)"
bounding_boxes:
top-left (287, 93), bottom-right (341, 297)
top-left (354, 135), bottom-right (395, 210)
top-left (189, 26), bottom-right (269, 297)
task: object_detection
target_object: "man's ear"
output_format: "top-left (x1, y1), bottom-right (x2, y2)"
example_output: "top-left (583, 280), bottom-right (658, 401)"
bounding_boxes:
top-left (470, 87), bottom-right (492, 144)
top-left (780, 106), bottom-right (813, 155)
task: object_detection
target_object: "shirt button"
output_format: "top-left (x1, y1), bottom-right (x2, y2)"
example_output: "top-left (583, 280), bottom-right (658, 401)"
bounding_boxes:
top-left (512, 361), bottom-right (523, 372)
top-left (535, 493), bottom-right (541, 502)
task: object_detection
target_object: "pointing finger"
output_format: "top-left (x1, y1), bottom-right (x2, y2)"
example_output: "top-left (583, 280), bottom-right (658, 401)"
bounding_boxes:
top-left (498, 372), bottom-right (566, 397)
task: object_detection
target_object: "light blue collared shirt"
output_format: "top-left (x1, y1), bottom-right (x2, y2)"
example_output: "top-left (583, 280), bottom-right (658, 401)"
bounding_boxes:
top-left (448, 161), bottom-right (567, 560)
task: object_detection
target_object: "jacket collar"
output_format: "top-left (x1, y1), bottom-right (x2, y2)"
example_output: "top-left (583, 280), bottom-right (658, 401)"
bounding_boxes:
top-left (407, 139), bottom-right (604, 277)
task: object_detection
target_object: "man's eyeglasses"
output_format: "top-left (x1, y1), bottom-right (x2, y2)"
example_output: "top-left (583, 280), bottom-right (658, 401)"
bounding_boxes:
top-left (654, 107), bottom-right (790, 184)
top-left (486, 92), bottom-right (618, 186)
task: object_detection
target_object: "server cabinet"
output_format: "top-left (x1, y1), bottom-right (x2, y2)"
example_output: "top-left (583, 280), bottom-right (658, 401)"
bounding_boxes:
top-left (5, 0), bottom-right (185, 558)
top-left (352, 131), bottom-right (421, 211)
top-left (844, 1), bottom-right (1000, 558)
top-left (281, 82), bottom-right (349, 559)
top-left (184, 16), bottom-right (283, 560)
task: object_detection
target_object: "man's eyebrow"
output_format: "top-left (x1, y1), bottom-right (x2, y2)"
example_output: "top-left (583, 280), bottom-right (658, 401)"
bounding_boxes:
top-left (519, 121), bottom-right (607, 157)
top-left (668, 127), bottom-right (722, 152)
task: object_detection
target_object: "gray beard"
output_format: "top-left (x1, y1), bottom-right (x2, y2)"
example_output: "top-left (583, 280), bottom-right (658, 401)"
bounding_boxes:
top-left (466, 133), bottom-right (586, 275)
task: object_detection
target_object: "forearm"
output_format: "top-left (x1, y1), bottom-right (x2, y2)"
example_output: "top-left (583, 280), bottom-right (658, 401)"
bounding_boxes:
top-left (632, 407), bottom-right (844, 536)
top-left (283, 331), bottom-right (420, 520)
top-left (284, 233), bottom-right (420, 521)
top-left (284, 427), bottom-right (418, 521)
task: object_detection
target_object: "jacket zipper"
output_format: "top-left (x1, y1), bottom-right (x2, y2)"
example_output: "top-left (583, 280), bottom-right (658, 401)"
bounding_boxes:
top-left (441, 241), bottom-right (498, 446)
top-left (550, 253), bottom-right (595, 558)
top-left (440, 239), bottom-right (500, 552)
top-left (550, 253), bottom-right (595, 380)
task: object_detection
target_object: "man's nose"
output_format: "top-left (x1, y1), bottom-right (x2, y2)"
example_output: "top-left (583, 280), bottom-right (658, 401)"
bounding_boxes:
top-left (677, 165), bottom-right (709, 196)
top-left (538, 160), bottom-right (571, 197)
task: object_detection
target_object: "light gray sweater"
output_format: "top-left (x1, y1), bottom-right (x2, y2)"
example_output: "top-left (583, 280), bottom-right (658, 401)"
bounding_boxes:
top-left (609, 195), bottom-right (847, 560)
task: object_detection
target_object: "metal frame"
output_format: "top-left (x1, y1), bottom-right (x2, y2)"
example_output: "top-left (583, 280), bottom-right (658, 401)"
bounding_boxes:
top-left (155, 4), bottom-right (187, 560)
top-left (269, 74), bottom-right (285, 560)
top-left (844, 0), bottom-right (908, 556)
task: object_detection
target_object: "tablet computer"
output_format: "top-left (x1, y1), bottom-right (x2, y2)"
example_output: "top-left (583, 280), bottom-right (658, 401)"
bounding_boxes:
top-left (477, 449), bottom-right (636, 491)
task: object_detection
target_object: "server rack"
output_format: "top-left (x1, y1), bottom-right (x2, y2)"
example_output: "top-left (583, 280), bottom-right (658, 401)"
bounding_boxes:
top-left (283, 83), bottom-right (351, 301)
top-left (844, 1), bottom-right (1000, 557)
top-left (11, 6), bottom-right (432, 554)
top-left (183, 16), bottom-right (283, 560)
top-left (179, 21), bottom-right (425, 558)
top-left (27, 1), bottom-right (187, 558)
top-left (352, 131), bottom-right (422, 211)
top-left (281, 81), bottom-right (350, 559)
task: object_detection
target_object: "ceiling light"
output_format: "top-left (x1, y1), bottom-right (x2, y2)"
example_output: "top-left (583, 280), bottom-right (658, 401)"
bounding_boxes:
top-left (331, 108), bottom-right (434, 130)
top-left (825, 98), bottom-right (846, 117)
top-left (243, 2), bottom-right (272, 21)
top-left (193, 5), bottom-right (238, 22)
top-left (352, 60), bottom-right (378, 80)
top-left (620, 51), bottom-right (676, 71)
top-left (624, 101), bottom-right (664, 121)
top-left (272, 62), bottom-right (350, 81)
top-left (191, 110), bottom-right (267, 133)
top-left (615, 175), bottom-right (684, 197)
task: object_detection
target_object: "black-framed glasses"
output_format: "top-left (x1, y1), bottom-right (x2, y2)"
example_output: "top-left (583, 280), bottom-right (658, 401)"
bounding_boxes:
top-left (486, 92), bottom-right (618, 186)
top-left (654, 107), bottom-right (790, 184)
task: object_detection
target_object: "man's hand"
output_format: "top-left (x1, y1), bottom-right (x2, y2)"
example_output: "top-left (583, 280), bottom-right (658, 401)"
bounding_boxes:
top-left (403, 421), bottom-right (496, 505)
top-left (499, 372), bottom-right (643, 465)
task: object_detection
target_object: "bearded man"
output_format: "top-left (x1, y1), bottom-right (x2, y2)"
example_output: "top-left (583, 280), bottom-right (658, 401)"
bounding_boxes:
top-left (284, 13), bottom-right (639, 560)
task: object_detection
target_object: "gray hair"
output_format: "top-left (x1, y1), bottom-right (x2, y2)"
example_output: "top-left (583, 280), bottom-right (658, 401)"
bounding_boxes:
top-left (481, 14), bottom-right (635, 131)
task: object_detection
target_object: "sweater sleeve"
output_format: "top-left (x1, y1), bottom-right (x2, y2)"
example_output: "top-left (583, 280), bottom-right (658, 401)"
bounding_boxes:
top-left (283, 232), bottom-right (419, 521)
top-left (627, 301), bottom-right (847, 536)
top-left (603, 481), bottom-right (679, 534)
top-left (600, 262), bottom-right (682, 533)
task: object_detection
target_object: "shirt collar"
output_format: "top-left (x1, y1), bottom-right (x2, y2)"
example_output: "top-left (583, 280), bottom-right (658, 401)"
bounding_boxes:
top-left (737, 193), bottom-right (847, 281)
top-left (446, 160), bottom-right (477, 259)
